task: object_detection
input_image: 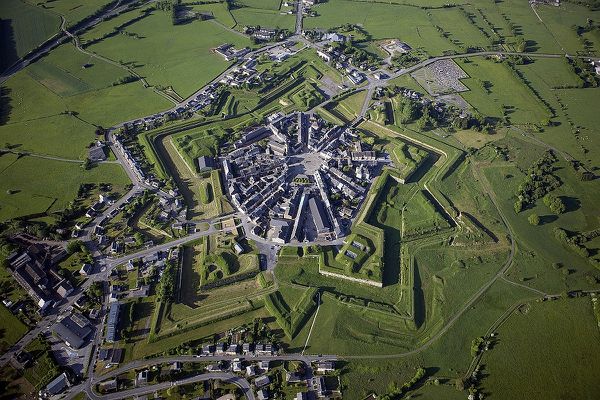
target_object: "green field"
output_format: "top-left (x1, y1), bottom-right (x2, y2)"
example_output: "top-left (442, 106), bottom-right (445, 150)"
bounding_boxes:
top-left (0, 155), bottom-right (130, 220)
top-left (26, 0), bottom-right (116, 26)
top-left (236, 0), bottom-right (282, 10)
top-left (87, 10), bottom-right (252, 97)
top-left (304, 0), bottom-right (457, 55)
top-left (480, 297), bottom-right (600, 399)
top-left (0, 304), bottom-right (28, 353)
top-left (0, 0), bottom-right (60, 69)
top-left (231, 8), bottom-right (295, 31)
top-left (457, 57), bottom-right (551, 125)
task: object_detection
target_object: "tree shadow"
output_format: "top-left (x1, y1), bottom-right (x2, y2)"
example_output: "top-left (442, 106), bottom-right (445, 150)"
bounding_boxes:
top-left (0, 19), bottom-right (18, 73)
top-left (539, 214), bottom-right (558, 225)
top-left (413, 260), bottom-right (425, 329)
top-left (561, 196), bottom-right (581, 213)
top-left (0, 86), bottom-right (12, 126)
top-left (525, 39), bottom-right (539, 52)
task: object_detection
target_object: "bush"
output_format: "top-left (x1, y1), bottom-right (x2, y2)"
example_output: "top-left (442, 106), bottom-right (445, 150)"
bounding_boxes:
top-left (528, 213), bottom-right (540, 225)
top-left (543, 193), bottom-right (566, 214)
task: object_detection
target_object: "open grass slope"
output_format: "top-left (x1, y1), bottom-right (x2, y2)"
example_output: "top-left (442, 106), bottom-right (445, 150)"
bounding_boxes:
top-left (87, 10), bottom-right (252, 97)
top-left (0, 304), bottom-right (28, 352)
top-left (24, 0), bottom-right (116, 26)
top-left (480, 297), bottom-right (600, 399)
top-left (457, 57), bottom-right (551, 125)
top-left (0, 0), bottom-right (60, 69)
top-left (0, 154), bottom-right (130, 220)
top-left (1, 53), bottom-right (171, 159)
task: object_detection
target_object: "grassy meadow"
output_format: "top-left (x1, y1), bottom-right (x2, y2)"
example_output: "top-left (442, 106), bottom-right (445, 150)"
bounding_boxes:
top-left (87, 10), bottom-right (252, 98)
top-left (480, 297), bottom-right (600, 399)
top-left (0, 155), bottom-right (130, 220)
top-left (0, 0), bottom-right (60, 69)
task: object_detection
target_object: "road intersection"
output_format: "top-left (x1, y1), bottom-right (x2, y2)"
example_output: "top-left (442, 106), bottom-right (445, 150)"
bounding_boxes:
top-left (3, 3), bottom-right (597, 399)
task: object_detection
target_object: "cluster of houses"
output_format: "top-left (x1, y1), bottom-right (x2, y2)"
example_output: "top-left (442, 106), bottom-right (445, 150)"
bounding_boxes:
top-left (243, 26), bottom-right (285, 42)
top-left (219, 57), bottom-right (261, 88)
top-left (214, 43), bottom-right (250, 61)
top-left (112, 135), bottom-right (161, 189)
top-left (314, 44), bottom-right (367, 85)
top-left (220, 111), bottom-right (388, 243)
top-left (5, 243), bottom-right (69, 313)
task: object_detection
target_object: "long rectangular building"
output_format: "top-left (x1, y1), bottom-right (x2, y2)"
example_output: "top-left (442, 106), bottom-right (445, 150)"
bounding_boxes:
top-left (106, 302), bottom-right (120, 343)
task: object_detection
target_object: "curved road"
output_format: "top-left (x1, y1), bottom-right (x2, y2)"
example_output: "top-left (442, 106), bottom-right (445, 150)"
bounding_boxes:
top-left (85, 372), bottom-right (255, 400)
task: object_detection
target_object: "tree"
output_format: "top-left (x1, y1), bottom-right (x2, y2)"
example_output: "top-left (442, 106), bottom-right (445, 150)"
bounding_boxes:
top-left (543, 193), bottom-right (566, 214)
top-left (82, 158), bottom-right (92, 170)
top-left (514, 199), bottom-right (523, 214)
top-left (528, 213), bottom-right (540, 225)
top-left (67, 240), bottom-right (84, 254)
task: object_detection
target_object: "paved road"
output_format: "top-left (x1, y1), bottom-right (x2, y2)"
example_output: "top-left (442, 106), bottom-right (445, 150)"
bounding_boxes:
top-left (295, 0), bottom-right (303, 35)
top-left (84, 372), bottom-right (255, 400)
top-left (0, 0), bottom-right (149, 84)
top-left (4, 3), bottom-right (600, 392)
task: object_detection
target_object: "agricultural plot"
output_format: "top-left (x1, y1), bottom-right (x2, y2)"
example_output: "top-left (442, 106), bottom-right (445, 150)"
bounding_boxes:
top-left (29, 43), bottom-right (130, 95)
top-left (535, 2), bottom-right (600, 54)
top-left (0, 155), bottom-right (129, 221)
top-left (479, 148), bottom-right (600, 292)
top-left (480, 298), bottom-right (600, 399)
top-left (236, 0), bottom-right (282, 10)
top-left (457, 57), bottom-right (551, 125)
top-left (1, 64), bottom-right (170, 159)
top-left (303, 0), bottom-right (457, 55)
top-left (189, 3), bottom-right (237, 28)
top-left (87, 10), bottom-right (251, 97)
top-left (231, 8), bottom-right (295, 31)
top-left (0, 0), bottom-right (60, 69)
top-left (427, 6), bottom-right (493, 50)
top-left (31, 0), bottom-right (116, 26)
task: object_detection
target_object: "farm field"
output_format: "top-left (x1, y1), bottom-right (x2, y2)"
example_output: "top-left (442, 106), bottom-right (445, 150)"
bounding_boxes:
top-left (1, 64), bottom-right (171, 160)
top-left (0, 155), bottom-right (129, 220)
top-left (0, 0), bottom-right (60, 69)
top-left (457, 57), bottom-right (551, 125)
top-left (303, 0), bottom-right (457, 55)
top-left (231, 8), bottom-right (295, 31)
top-left (2, 0), bottom-right (600, 399)
top-left (23, 0), bottom-right (116, 26)
top-left (480, 297), bottom-right (600, 399)
top-left (87, 10), bottom-right (252, 98)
